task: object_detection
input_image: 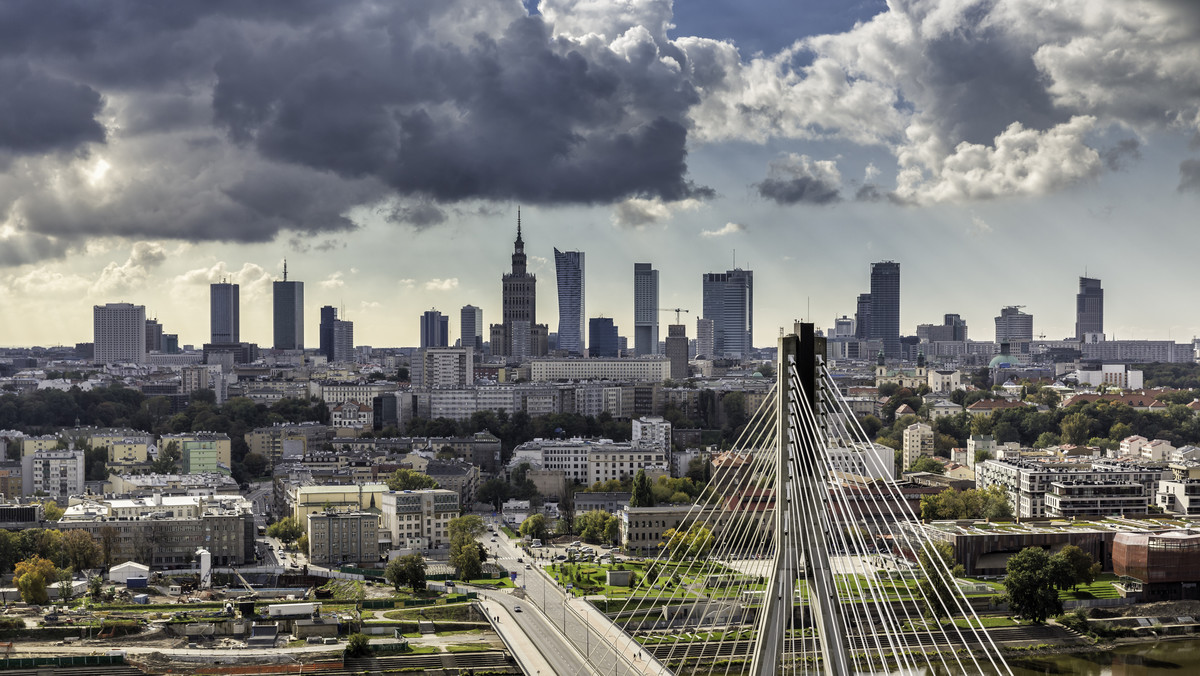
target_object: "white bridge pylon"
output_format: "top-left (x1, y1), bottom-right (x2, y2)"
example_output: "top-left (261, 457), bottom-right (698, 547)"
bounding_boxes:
top-left (579, 323), bottom-right (1016, 676)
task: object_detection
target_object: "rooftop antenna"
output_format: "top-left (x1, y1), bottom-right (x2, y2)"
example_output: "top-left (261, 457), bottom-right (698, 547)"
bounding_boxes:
top-left (733, 249), bottom-right (736, 269)
top-left (283, 259), bottom-right (288, 282)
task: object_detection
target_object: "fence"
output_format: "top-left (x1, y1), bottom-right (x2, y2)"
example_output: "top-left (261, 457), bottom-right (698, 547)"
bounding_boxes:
top-left (0, 655), bottom-right (126, 669)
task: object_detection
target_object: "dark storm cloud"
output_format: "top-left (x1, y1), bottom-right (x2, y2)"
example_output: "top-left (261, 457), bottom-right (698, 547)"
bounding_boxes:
top-left (855, 184), bottom-right (883, 202)
top-left (212, 10), bottom-right (708, 205)
top-left (757, 175), bottom-right (841, 205)
top-left (0, 62), bottom-right (104, 154)
top-left (1178, 159), bottom-right (1200, 193)
top-left (0, 0), bottom-right (714, 264)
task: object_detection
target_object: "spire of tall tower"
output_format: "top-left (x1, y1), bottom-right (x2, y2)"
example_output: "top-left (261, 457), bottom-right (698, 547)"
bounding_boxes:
top-left (283, 259), bottom-right (288, 282)
top-left (516, 206), bottom-right (523, 245)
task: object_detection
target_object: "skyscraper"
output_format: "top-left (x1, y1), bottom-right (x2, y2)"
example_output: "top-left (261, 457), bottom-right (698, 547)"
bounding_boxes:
top-left (995, 306), bottom-right (1034, 342)
top-left (869, 262), bottom-right (900, 358)
top-left (1076, 277), bottom-right (1104, 341)
top-left (420, 309), bottom-right (450, 348)
top-left (460, 305), bottom-right (484, 352)
top-left (210, 282), bottom-right (240, 344)
top-left (489, 210), bottom-right (548, 359)
top-left (665, 324), bottom-right (688, 380)
top-left (855, 293), bottom-right (872, 340)
top-left (701, 268), bottom-right (753, 358)
top-left (634, 263), bottom-right (659, 356)
top-left (554, 249), bottom-right (585, 356)
top-left (93, 303), bottom-right (147, 364)
top-left (332, 318), bottom-right (354, 363)
top-left (145, 318), bottom-right (164, 353)
top-left (319, 306), bottom-right (337, 361)
top-left (273, 262), bottom-right (304, 350)
top-left (588, 317), bottom-right (619, 357)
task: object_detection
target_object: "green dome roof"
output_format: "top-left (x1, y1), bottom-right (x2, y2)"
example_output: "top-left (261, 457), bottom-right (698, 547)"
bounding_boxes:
top-left (989, 353), bottom-right (1018, 369)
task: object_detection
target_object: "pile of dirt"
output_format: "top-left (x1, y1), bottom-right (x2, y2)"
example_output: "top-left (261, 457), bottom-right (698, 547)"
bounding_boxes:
top-left (1094, 600), bottom-right (1200, 618)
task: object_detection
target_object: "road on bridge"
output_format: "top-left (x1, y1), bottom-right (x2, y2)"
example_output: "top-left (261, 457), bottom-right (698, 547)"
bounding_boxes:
top-left (481, 518), bottom-right (665, 676)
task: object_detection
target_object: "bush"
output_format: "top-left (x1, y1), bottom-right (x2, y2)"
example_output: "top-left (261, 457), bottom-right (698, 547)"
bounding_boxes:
top-left (345, 632), bottom-right (371, 657)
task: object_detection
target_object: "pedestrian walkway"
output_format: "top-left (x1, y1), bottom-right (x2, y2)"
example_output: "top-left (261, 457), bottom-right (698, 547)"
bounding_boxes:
top-left (478, 596), bottom-right (559, 676)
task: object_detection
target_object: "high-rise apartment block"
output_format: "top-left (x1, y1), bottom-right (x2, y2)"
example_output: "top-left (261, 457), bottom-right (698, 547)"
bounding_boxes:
top-left (273, 263), bottom-right (304, 350)
top-left (21, 449), bottom-right (84, 501)
top-left (554, 249), bottom-right (585, 356)
top-left (420, 309), bottom-right (449, 348)
top-left (589, 318), bottom-right (619, 358)
top-left (665, 324), bottom-right (688, 380)
top-left (93, 302), bottom-right (147, 364)
top-left (1076, 277), bottom-right (1104, 341)
top-left (319, 306), bottom-right (354, 363)
top-left (701, 268), bottom-right (753, 358)
top-left (460, 305), bottom-right (484, 352)
top-left (869, 261), bottom-right (900, 358)
top-left (634, 263), bottom-right (659, 356)
top-left (995, 306), bottom-right (1033, 343)
top-left (210, 282), bottom-right (240, 344)
top-left (489, 212), bottom-right (548, 360)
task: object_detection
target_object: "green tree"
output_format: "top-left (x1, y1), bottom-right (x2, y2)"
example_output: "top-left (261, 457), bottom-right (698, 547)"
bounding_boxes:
top-left (1060, 412), bottom-right (1091, 446)
top-left (1003, 547), bottom-right (1062, 623)
top-left (88, 575), bottom-right (103, 600)
top-left (477, 478), bottom-right (509, 511)
top-left (14, 556), bottom-right (57, 605)
top-left (630, 469), bottom-right (655, 508)
top-left (41, 501), bottom-right (64, 522)
top-left (267, 517), bottom-right (303, 544)
top-left (917, 541), bottom-right (963, 620)
top-left (661, 525), bottom-right (714, 561)
top-left (908, 456), bottom-right (945, 475)
top-left (519, 514), bottom-right (549, 543)
top-left (385, 469), bottom-right (439, 491)
top-left (385, 554), bottom-right (427, 592)
top-left (576, 510), bottom-right (616, 544)
top-left (60, 529), bottom-right (100, 572)
top-left (1051, 545), bottom-right (1100, 591)
top-left (151, 440), bottom-right (181, 474)
top-left (449, 515), bottom-right (485, 580)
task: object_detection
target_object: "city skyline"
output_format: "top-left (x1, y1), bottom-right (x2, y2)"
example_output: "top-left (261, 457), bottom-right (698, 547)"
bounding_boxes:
top-left (1, 2), bottom-right (1199, 348)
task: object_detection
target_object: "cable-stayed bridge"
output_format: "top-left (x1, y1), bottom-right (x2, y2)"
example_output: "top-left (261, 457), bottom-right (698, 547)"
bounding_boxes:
top-left (547, 324), bottom-right (1015, 676)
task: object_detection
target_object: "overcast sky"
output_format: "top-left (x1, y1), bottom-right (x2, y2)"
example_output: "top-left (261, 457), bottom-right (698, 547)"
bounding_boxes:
top-left (2, 0), bottom-right (1199, 350)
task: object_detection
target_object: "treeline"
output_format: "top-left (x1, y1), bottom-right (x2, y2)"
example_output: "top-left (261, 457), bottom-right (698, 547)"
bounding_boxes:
top-left (1140, 363), bottom-right (1200, 390)
top-left (0, 385), bottom-right (329, 483)
top-left (0, 528), bottom-right (105, 575)
top-left (867, 390), bottom-right (1200, 455)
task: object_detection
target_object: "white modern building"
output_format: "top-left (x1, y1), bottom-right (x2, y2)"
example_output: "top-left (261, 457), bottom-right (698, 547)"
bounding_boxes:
top-left (94, 303), bottom-right (147, 364)
top-left (530, 358), bottom-right (671, 383)
top-left (977, 458), bottom-right (1169, 518)
top-left (902, 422), bottom-right (934, 470)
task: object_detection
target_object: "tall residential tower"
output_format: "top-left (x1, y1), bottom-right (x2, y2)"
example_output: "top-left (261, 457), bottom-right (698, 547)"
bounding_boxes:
top-left (554, 249), bottom-right (585, 356)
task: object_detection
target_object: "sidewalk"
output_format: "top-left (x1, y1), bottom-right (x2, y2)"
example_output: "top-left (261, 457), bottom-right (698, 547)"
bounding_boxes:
top-left (478, 596), bottom-right (558, 676)
top-left (567, 596), bottom-right (668, 676)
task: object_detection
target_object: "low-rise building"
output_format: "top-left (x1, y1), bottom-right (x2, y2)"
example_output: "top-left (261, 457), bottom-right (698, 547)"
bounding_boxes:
top-left (976, 458), bottom-right (1168, 519)
top-left (575, 491), bottom-right (632, 514)
top-left (587, 446), bottom-right (669, 486)
top-left (619, 505), bottom-right (721, 554)
top-left (307, 510), bottom-right (380, 567)
top-left (292, 483), bottom-right (388, 527)
top-left (530, 358), bottom-right (671, 383)
top-left (1044, 480), bottom-right (1149, 518)
top-left (161, 433), bottom-right (232, 469)
top-left (380, 489), bottom-right (459, 552)
top-left (1113, 530), bottom-right (1200, 601)
top-left (1156, 480), bottom-right (1200, 516)
top-left (423, 460), bottom-right (479, 507)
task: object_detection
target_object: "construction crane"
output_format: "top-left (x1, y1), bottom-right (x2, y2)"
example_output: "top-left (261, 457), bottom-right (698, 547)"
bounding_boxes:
top-left (658, 308), bottom-right (690, 323)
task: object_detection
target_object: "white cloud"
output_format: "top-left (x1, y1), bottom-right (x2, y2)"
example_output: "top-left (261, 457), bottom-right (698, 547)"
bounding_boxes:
top-left (611, 197), bottom-right (702, 228)
top-left (397, 278), bottom-right (416, 289)
top-left (4, 269), bottom-right (90, 296)
top-left (894, 116), bottom-right (1103, 204)
top-left (91, 241), bottom-right (169, 295)
top-left (320, 271), bottom-right (345, 289)
top-left (969, 214), bottom-right (993, 236)
top-left (701, 222), bottom-right (746, 238)
top-left (423, 278), bottom-right (459, 292)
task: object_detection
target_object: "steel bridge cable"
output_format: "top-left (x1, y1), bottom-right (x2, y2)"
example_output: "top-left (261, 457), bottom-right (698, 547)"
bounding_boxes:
top-left (818, 369), bottom-right (1014, 676)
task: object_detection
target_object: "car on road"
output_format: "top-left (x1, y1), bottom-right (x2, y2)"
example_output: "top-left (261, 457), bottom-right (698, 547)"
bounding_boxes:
top-left (525, 564), bottom-right (532, 569)
top-left (516, 557), bottom-right (523, 563)
top-left (554, 555), bottom-right (566, 561)
top-left (513, 605), bottom-right (522, 612)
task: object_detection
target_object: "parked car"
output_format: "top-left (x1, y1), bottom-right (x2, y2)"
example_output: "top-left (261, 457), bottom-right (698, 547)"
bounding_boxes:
top-left (513, 605), bottom-right (522, 612)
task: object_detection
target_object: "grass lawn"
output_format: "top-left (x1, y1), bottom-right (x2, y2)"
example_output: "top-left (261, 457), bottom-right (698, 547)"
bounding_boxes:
top-left (445, 644), bottom-right (491, 652)
top-left (952, 616), bottom-right (1019, 629)
top-left (501, 526), bottom-right (518, 539)
top-left (1059, 574), bottom-right (1120, 601)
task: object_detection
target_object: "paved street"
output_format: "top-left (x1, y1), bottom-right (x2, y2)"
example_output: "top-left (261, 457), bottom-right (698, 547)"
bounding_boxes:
top-left (481, 518), bottom-right (666, 676)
